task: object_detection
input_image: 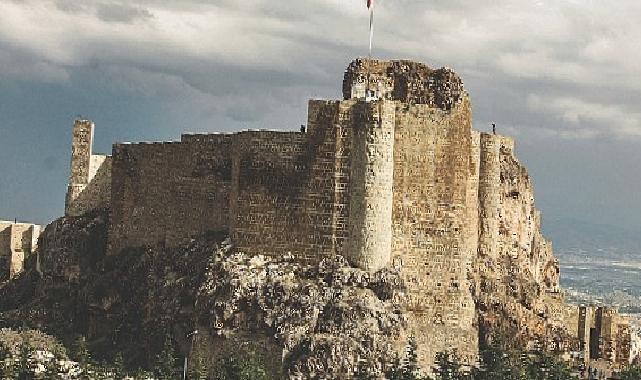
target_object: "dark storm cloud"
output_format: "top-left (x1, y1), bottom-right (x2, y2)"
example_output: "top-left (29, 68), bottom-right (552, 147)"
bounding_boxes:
top-left (96, 3), bottom-right (153, 23)
top-left (0, 0), bottom-right (640, 235)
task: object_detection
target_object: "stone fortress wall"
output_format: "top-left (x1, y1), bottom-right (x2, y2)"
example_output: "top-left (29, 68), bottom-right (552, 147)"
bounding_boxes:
top-left (108, 134), bottom-right (233, 255)
top-left (63, 58), bottom-right (631, 369)
top-left (0, 221), bottom-right (42, 280)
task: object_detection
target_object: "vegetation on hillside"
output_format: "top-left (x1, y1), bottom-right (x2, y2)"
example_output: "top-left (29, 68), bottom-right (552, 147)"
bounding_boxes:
top-left (2, 329), bottom-right (640, 380)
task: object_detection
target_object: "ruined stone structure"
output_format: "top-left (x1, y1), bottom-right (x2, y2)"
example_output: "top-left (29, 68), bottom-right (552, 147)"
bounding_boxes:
top-left (65, 119), bottom-right (112, 217)
top-left (63, 58), bottom-right (631, 371)
top-left (0, 221), bottom-right (42, 280)
top-left (578, 306), bottom-right (631, 366)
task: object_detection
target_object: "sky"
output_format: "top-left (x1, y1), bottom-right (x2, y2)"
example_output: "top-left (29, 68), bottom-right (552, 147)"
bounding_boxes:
top-left (0, 0), bottom-right (640, 248)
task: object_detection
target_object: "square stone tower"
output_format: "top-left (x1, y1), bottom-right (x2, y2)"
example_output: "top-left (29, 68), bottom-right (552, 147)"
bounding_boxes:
top-left (65, 119), bottom-right (112, 217)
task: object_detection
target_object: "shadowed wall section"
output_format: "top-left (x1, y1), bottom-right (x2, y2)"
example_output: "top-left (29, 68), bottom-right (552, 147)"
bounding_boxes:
top-left (108, 134), bottom-right (232, 255)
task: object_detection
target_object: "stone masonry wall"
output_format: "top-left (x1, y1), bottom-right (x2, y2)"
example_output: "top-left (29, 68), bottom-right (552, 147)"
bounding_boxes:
top-left (343, 59), bottom-right (465, 110)
top-left (464, 131), bottom-right (481, 300)
top-left (102, 59), bottom-right (536, 369)
top-left (577, 306), bottom-right (631, 366)
top-left (109, 105), bottom-right (355, 262)
top-left (231, 99), bottom-right (360, 264)
top-left (66, 155), bottom-right (111, 217)
top-left (342, 60), bottom-right (481, 369)
top-left (472, 132), bottom-right (572, 352)
top-left (108, 134), bottom-right (232, 255)
top-left (390, 97), bottom-right (478, 365)
top-left (67, 120), bottom-right (94, 189)
top-left (229, 130), bottom-right (329, 261)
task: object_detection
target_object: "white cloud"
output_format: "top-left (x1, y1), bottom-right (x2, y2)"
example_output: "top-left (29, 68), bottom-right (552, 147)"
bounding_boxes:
top-left (528, 94), bottom-right (641, 138)
top-left (0, 0), bottom-right (640, 139)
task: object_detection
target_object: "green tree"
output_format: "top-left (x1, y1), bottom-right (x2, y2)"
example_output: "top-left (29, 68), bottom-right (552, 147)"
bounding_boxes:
top-left (73, 336), bottom-right (91, 367)
top-left (385, 354), bottom-right (404, 380)
top-left (213, 350), bottom-right (270, 380)
top-left (620, 365), bottom-right (641, 380)
top-left (43, 356), bottom-right (60, 380)
top-left (133, 368), bottom-right (154, 380)
top-left (473, 334), bottom-right (526, 380)
top-left (73, 336), bottom-right (94, 380)
top-left (42, 342), bottom-right (67, 379)
top-left (384, 338), bottom-right (428, 380)
top-left (434, 351), bottom-right (470, 380)
top-left (113, 352), bottom-right (126, 379)
top-left (523, 349), bottom-right (575, 380)
top-left (1, 349), bottom-right (18, 380)
top-left (354, 359), bottom-right (379, 380)
top-left (154, 334), bottom-right (177, 380)
top-left (401, 338), bottom-right (421, 380)
top-left (354, 358), bottom-right (376, 380)
top-left (16, 341), bottom-right (32, 380)
top-left (189, 354), bottom-right (209, 380)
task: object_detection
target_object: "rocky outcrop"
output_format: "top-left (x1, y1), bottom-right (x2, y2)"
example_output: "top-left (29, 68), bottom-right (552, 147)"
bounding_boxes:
top-left (194, 251), bottom-right (408, 379)
top-left (472, 136), bottom-right (571, 350)
top-left (342, 59), bottom-right (465, 110)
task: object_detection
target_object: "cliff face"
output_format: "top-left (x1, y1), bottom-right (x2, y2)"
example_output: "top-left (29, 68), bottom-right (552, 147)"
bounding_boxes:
top-left (471, 134), bottom-right (568, 347)
top-left (0, 203), bottom-right (570, 378)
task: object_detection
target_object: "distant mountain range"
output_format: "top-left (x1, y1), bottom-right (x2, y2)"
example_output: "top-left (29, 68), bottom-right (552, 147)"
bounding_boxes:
top-left (543, 217), bottom-right (641, 256)
top-left (543, 218), bottom-right (641, 312)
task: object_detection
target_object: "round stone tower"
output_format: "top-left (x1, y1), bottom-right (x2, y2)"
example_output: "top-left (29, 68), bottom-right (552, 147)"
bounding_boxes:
top-left (346, 100), bottom-right (395, 272)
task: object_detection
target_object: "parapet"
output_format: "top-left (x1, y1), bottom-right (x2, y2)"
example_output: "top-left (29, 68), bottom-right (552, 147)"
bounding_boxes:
top-left (342, 58), bottom-right (466, 111)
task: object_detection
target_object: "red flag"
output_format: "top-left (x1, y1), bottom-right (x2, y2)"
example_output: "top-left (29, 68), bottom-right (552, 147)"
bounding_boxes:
top-left (367, 0), bottom-right (373, 9)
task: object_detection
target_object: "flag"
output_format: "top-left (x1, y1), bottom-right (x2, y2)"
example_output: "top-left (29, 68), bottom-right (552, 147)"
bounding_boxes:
top-left (367, 0), bottom-right (373, 9)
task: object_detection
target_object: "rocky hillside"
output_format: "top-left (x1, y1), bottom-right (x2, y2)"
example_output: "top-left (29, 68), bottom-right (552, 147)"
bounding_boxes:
top-left (193, 249), bottom-right (408, 378)
top-left (0, 209), bottom-right (214, 367)
top-left (0, 205), bottom-right (582, 378)
top-left (0, 210), bottom-right (415, 378)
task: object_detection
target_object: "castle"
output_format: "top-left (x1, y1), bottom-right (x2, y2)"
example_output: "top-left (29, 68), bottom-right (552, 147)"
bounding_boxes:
top-left (60, 58), bottom-right (630, 369)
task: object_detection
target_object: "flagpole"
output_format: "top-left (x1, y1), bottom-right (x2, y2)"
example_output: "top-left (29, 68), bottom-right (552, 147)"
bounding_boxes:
top-left (366, 0), bottom-right (374, 101)
top-left (368, 6), bottom-right (374, 58)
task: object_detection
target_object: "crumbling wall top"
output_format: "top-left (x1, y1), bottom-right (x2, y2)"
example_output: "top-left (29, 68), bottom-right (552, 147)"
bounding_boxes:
top-left (342, 58), bottom-right (466, 111)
